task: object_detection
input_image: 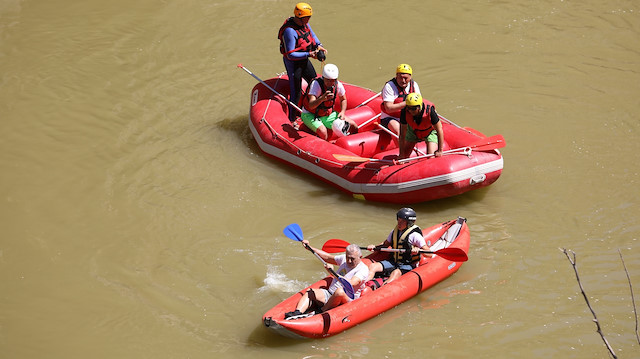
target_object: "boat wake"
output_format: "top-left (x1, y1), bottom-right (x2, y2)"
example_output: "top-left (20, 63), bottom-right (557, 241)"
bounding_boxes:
top-left (259, 266), bottom-right (307, 294)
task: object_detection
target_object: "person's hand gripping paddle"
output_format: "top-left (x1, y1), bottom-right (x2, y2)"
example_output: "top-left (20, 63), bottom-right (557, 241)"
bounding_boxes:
top-left (283, 224), bottom-right (355, 299)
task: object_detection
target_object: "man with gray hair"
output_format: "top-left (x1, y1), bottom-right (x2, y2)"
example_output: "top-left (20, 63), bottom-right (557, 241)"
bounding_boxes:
top-left (285, 240), bottom-right (369, 320)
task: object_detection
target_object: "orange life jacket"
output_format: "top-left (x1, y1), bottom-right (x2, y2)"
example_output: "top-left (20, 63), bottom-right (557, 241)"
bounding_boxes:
top-left (402, 100), bottom-right (437, 139)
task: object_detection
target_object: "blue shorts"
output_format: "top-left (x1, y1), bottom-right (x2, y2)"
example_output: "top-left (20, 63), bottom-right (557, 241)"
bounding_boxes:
top-left (379, 260), bottom-right (415, 275)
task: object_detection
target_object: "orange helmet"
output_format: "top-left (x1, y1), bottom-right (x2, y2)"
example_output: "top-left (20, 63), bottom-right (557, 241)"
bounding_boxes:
top-left (294, 2), bottom-right (313, 18)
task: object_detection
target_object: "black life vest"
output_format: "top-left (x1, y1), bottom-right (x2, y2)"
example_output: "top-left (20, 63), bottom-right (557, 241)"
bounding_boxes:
top-left (391, 224), bottom-right (423, 264)
top-left (380, 78), bottom-right (415, 117)
top-left (277, 17), bottom-right (317, 56)
top-left (302, 77), bottom-right (337, 117)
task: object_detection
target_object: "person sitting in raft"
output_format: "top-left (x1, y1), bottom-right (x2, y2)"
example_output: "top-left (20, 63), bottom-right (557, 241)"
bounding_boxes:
top-left (398, 92), bottom-right (444, 160)
top-left (380, 63), bottom-right (421, 144)
top-left (285, 240), bottom-right (369, 320)
top-left (301, 63), bottom-right (358, 140)
top-left (365, 208), bottom-right (429, 286)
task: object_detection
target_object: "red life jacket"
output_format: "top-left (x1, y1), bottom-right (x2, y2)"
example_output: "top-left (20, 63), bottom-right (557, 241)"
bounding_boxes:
top-left (403, 100), bottom-right (436, 139)
top-left (302, 77), bottom-right (337, 117)
top-left (277, 17), bottom-right (317, 56)
top-left (380, 78), bottom-right (415, 118)
top-left (391, 224), bottom-right (423, 264)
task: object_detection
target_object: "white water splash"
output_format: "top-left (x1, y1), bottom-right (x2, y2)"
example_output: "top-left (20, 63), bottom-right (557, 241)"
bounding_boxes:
top-left (258, 266), bottom-right (307, 294)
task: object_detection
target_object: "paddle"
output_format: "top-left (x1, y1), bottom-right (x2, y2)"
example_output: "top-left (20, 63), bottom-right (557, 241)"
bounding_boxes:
top-left (283, 224), bottom-right (355, 299)
top-left (322, 239), bottom-right (468, 262)
top-left (332, 154), bottom-right (395, 163)
top-left (237, 64), bottom-right (303, 113)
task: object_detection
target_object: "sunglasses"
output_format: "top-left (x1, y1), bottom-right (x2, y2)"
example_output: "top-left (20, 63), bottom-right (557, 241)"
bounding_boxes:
top-left (407, 105), bottom-right (420, 111)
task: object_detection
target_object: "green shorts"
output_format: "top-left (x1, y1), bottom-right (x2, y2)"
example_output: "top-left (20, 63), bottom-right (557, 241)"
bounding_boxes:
top-left (406, 127), bottom-right (438, 143)
top-left (301, 112), bottom-right (340, 132)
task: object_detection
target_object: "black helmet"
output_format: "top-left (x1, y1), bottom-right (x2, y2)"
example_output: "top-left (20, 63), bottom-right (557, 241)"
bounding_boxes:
top-left (396, 207), bottom-right (417, 222)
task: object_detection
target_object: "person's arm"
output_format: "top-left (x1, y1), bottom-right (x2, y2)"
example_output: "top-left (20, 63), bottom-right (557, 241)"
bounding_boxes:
top-left (306, 91), bottom-right (334, 111)
top-left (367, 232), bottom-right (392, 251)
top-left (305, 81), bottom-right (332, 111)
top-left (398, 123), bottom-right (408, 158)
top-left (283, 28), bottom-right (312, 60)
top-left (429, 106), bottom-right (444, 156)
top-left (302, 240), bottom-right (338, 264)
top-left (410, 233), bottom-right (428, 253)
top-left (383, 99), bottom-right (406, 114)
top-left (338, 85), bottom-right (347, 118)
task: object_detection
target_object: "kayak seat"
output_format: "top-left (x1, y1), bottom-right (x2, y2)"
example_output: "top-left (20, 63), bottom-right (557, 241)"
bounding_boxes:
top-left (334, 130), bottom-right (395, 158)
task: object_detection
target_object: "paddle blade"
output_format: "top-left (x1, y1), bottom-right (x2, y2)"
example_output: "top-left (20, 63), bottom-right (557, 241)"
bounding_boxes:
top-left (338, 277), bottom-right (355, 300)
top-left (283, 223), bottom-right (303, 242)
top-left (333, 154), bottom-right (372, 162)
top-left (429, 247), bottom-right (469, 262)
top-left (322, 239), bottom-right (351, 253)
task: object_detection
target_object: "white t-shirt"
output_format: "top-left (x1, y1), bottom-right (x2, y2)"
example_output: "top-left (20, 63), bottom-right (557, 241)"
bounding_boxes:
top-left (302, 79), bottom-right (346, 114)
top-left (380, 80), bottom-right (422, 120)
top-left (328, 254), bottom-right (369, 299)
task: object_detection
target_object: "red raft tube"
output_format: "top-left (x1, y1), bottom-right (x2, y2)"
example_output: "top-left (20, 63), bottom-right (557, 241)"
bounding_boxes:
top-left (262, 217), bottom-right (470, 339)
top-left (247, 73), bottom-right (505, 204)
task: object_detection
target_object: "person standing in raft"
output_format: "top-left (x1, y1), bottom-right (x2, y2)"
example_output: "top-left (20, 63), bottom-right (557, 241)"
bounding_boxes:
top-left (285, 241), bottom-right (369, 320)
top-left (365, 208), bottom-right (429, 286)
top-left (277, 2), bottom-right (327, 123)
top-left (398, 92), bottom-right (444, 160)
top-left (301, 63), bottom-right (358, 140)
top-left (379, 63), bottom-right (422, 142)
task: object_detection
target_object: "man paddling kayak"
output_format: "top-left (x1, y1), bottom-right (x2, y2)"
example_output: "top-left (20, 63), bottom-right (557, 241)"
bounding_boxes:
top-left (285, 240), bottom-right (369, 320)
top-left (365, 208), bottom-right (430, 285)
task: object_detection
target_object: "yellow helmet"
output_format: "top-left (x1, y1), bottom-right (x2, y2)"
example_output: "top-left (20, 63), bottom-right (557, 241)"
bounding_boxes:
top-left (396, 63), bottom-right (413, 75)
top-left (294, 3), bottom-right (313, 17)
top-left (405, 93), bottom-right (423, 107)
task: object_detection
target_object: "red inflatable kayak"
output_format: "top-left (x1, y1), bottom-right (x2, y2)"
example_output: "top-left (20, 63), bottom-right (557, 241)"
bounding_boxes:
top-left (247, 73), bottom-right (505, 203)
top-left (262, 217), bottom-right (470, 339)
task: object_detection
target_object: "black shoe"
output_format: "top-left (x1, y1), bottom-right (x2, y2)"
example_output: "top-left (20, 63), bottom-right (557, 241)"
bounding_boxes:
top-left (284, 310), bottom-right (302, 319)
top-left (285, 309), bottom-right (314, 320)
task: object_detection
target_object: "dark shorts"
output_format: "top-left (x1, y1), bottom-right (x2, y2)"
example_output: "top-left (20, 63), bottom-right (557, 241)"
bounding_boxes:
top-left (380, 117), bottom-right (398, 128)
top-left (379, 260), bottom-right (415, 276)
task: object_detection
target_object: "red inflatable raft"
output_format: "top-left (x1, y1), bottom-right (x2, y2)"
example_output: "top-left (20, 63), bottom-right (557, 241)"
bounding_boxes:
top-left (247, 72), bottom-right (505, 203)
top-left (263, 217), bottom-right (469, 339)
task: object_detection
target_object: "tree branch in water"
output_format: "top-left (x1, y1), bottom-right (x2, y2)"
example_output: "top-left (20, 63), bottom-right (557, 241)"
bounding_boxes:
top-left (618, 249), bottom-right (640, 345)
top-left (560, 248), bottom-right (617, 359)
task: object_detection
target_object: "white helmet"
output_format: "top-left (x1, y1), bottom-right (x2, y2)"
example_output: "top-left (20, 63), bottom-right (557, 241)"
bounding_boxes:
top-left (322, 64), bottom-right (339, 80)
top-left (331, 119), bottom-right (349, 137)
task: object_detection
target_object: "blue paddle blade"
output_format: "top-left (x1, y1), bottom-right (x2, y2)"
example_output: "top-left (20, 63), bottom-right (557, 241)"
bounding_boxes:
top-left (339, 277), bottom-right (355, 300)
top-left (283, 223), bottom-right (303, 242)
